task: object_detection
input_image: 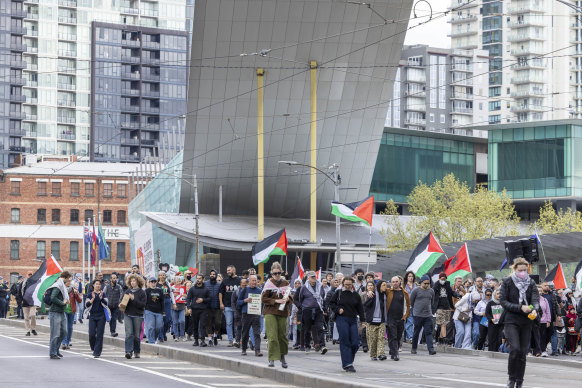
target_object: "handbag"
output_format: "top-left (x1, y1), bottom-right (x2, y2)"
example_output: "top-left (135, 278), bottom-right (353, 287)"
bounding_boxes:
top-left (103, 303), bottom-right (111, 322)
top-left (480, 315), bottom-right (489, 327)
top-left (458, 311), bottom-right (470, 323)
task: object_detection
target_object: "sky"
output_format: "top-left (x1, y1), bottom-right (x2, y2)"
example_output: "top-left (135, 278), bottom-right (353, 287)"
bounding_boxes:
top-left (403, 0), bottom-right (451, 48)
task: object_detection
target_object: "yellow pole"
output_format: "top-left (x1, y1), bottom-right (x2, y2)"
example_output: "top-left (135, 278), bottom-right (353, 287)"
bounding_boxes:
top-left (310, 61), bottom-right (317, 270)
top-left (257, 68), bottom-right (265, 278)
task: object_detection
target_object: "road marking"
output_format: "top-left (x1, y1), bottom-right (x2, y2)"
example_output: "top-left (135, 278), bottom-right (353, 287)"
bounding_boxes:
top-left (424, 375), bottom-right (544, 388)
top-left (0, 355), bottom-right (47, 358)
top-left (211, 385), bottom-right (295, 387)
top-left (176, 375), bottom-right (243, 379)
top-left (0, 334), bottom-right (214, 388)
top-left (122, 361), bottom-right (191, 364)
top-left (147, 367), bottom-right (224, 371)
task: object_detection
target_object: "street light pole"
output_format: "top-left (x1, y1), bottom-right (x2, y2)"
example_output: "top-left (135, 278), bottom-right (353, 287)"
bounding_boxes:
top-left (194, 174), bottom-right (200, 271)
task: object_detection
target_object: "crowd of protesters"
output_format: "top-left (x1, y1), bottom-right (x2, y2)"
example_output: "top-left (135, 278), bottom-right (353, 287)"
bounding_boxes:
top-left (3, 258), bottom-right (582, 383)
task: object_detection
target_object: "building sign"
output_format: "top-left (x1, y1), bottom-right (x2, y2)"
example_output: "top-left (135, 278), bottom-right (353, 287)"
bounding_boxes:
top-left (133, 221), bottom-right (155, 278)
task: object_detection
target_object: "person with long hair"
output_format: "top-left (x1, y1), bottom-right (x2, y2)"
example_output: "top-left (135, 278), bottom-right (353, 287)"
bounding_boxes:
top-left (123, 274), bottom-right (146, 359)
top-left (261, 262), bottom-right (293, 368)
top-left (362, 280), bottom-right (388, 361)
top-left (85, 279), bottom-right (108, 358)
top-left (403, 271), bottom-right (417, 342)
top-left (171, 275), bottom-right (187, 342)
top-left (499, 258), bottom-right (540, 388)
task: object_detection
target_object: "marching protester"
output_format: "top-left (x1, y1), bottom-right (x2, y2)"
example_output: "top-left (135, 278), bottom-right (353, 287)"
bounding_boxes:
top-left (499, 257), bottom-right (540, 388)
top-left (62, 278), bottom-right (82, 350)
top-left (232, 277), bottom-right (248, 348)
top-left (237, 275), bottom-right (263, 357)
top-left (453, 285), bottom-right (473, 350)
top-left (21, 271), bottom-right (38, 336)
top-left (156, 271), bottom-right (175, 342)
top-left (298, 271), bottom-right (327, 354)
top-left (538, 286), bottom-right (552, 357)
top-left (171, 275), bottom-right (187, 342)
top-left (123, 274), bottom-right (146, 359)
top-left (219, 265), bottom-right (241, 347)
top-left (329, 276), bottom-right (365, 373)
top-left (410, 275), bottom-right (437, 355)
top-left (85, 279), bottom-right (108, 358)
top-left (104, 272), bottom-right (123, 337)
top-left (186, 273), bottom-right (210, 347)
top-left (362, 280), bottom-right (387, 361)
top-left (48, 271), bottom-right (72, 360)
top-left (469, 277), bottom-right (486, 348)
top-left (386, 276), bottom-right (410, 361)
top-left (433, 272), bottom-right (455, 345)
top-left (205, 270), bottom-right (222, 347)
top-left (403, 271), bottom-right (417, 342)
top-left (262, 262), bottom-right (293, 368)
top-left (486, 288), bottom-right (504, 352)
top-left (475, 288), bottom-right (493, 350)
top-left (144, 277), bottom-right (165, 345)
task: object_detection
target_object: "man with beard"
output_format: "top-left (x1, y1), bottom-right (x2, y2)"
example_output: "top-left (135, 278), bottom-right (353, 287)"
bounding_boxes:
top-left (186, 274), bottom-right (210, 347)
top-left (104, 272), bottom-right (123, 337)
top-left (205, 269), bottom-right (222, 346)
top-left (219, 265), bottom-right (241, 347)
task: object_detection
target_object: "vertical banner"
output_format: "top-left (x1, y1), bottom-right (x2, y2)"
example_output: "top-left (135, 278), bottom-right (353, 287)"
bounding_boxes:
top-left (134, 221), bottom-right (155, 278)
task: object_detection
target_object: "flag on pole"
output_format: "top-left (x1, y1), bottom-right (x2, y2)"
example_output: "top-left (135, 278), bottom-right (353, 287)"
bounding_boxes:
top-left (252, 229), bottom-right (287, 266)
top-left (430, 263), bottom-right (445, 284)
top-left (83, 225), bottom-right (91, 244)
top-left (91, 223), bottom-right (97, 267)
top-left (499, 258), bottom-right (508, 271)
top-left (544, 262), bottom-right (568, 289)
top-left (98, 219), bottom-right (109, 260)
top-left (445, 243), bottom-right (472, 281)
top-left (316, 268), bottom-right (321, 281)
top-left (290, 257), bottom-right (305, 285)
top-left (22, 255), bottom-right (63, 308)
top-left (331, 196), bottom-right (374, 226)
top-left (574, 258), bottom-right (582, 294)
top-left (406, 232), bottom-right (445, 277)
top-left (531, 233), bottom-right (541, 244)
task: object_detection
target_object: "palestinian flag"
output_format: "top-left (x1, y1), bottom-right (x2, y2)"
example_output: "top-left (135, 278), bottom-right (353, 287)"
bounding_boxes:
top-left (544, 262), bottom-right (568, 289)
top-left (406, 232), bottom-right (444, 277)
top-left (445, 243), bottom-right (472, 281)
top-left (22, 255), bottom-right (63, 307)
top-left (574, 258), bottom-right (582, 294)
top-left (290, 257), bottom-right (305, 285)
top-left (252, 229), bottom-right (287, 265)
top-left (331, 196), bottom-right (374, 226)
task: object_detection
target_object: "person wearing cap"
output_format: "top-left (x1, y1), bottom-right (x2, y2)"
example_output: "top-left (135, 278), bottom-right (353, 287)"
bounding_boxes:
top-left (433, 272), bottom-right (455, 345)
top-left (21, 271), bottom-right (38, 336)
top-left (298, 270), bottom-right (327, 354)
top-left (10, 275), bottom-right (25, 319)
top-left (410, 274), bottom-right (437, 355)
top-left (144, 276), bottom-right (165, 344)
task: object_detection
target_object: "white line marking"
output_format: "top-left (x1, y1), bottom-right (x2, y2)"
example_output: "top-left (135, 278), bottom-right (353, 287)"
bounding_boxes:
top-left (0, 334), bottom-right (213, 388)
top-left (0, 355), bottom-right (48, 358)
top-left (176, 375), bottom-right (243, 379)
top-left (211, 385), bottom-right (295, 388)
top-left (425, 375), bottom-right (544, 388)
top-left (122, 361), bottom-right (191, 364)
top-left (147, 367), bottom-right (223, 371)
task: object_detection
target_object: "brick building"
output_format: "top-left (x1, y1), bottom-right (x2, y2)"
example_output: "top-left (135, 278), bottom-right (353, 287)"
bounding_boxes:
top-left (0, 160), bottom-right (137, 283)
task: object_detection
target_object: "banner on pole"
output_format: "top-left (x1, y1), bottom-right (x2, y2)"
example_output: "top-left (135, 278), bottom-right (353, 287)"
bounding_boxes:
top-left (134, 221), bottom-right (155, 278)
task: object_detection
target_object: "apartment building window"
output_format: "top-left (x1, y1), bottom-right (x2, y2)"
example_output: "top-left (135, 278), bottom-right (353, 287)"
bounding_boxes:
top-left (37, 208), bottom-right (46, 223)
top-left (118, 184), bottom-right (127, 198)
top-left (440, 114), bottom-right (446, 124)
top-left (85, 182), bottom-right (94, 197)
top-left (11, 208), bottom-right (20, 223)
top-left (117, 242), bottom-right (126, 262)
top-left (429, 113), bottom-right (435, 122)
top-left (52, 182), bottom-right (61, 196)
top-left (103, 242), bottom-right (112, 261)
top-left (38, 181), bottom-right (47, 196)
top-left (70, 182), bottom-right (80, 196)
top-left (103, 183), bottom-right (113, 197)
top-left (117, 210), bottom-right (126, 225)
top-left (52, 209), bottom-right (61, 223)
top-left (70, 241), bottom-right (79, 261)
top-left (10, 180), bottom-right (20, 195)
top-left (103, 210), bottom-right (112, 225)
top-left (70, 209), bottom-right (79, 224)
top-left (489, 115), bottom-right (501, 124)
top-left (489, 101), bottom-right (501, 111)
top-left (37, 241), bottom-right (46, 259)
top-left (10, 240), bottom-right (19, 260)
top-left (489, 87), bottom-right (501, 97)
top-left (84, 210), bottom-right (93, 223)
top-left (51, 241), bottom-right (60, 260)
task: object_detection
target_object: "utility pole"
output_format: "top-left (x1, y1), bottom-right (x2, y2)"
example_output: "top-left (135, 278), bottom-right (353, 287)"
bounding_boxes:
top-left (332, 166), bottom-right (342, 273)
top-left (194, 174), bottom-right (200, 271)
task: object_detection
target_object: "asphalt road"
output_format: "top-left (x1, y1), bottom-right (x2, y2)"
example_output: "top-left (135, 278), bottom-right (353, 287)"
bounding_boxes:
top-left (0, 324), bottom-right (296, 388)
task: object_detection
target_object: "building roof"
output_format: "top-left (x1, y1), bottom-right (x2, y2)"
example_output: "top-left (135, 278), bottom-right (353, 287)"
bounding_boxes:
top-left (2, 162), bottom-right (138, 178)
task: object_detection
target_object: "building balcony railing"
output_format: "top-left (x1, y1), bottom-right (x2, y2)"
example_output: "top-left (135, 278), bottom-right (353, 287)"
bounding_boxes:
top-left (25, 13), bottom-right (39, 20)
top-left (120, 7), bottom-right (139, 15)
top-left (57, 83), bottom-right (76, 90)
top-left (510, 89), bottom-right (545, 97)
top-left (121, 121), bottom-right (140, 129)
top-left (57, 65), bottom-right (76, 73)
top-left (121, 104), bottom-right (140, 112)
top-left (405, 105), bottom-right (426, 112)
top-left (26, 47), bottom-right (38, 54)
top-left (142, 90), bottom-right (160, 97)
top-left (121, 138), bottom-right (140, 145)
top-left (511, 77), bottom-right (545, 84)
top-left (26, 30), bottom-right (39, 37)
top-left (10, 59), bottom-right (27, 69)
top-left (141, 56), bottom-right (160, 65)
top-left (57, 99), bottom-right (76, 107)
top-left (450, 92), bottom-right (473, 100)
top-left (508, 33), bottom-right (544, 42)
top-left (26, 63), bottom-right (38, 71)
top-left (510, 104), bottom-right (544, 112)
top-left (451, 64), bottom-right (473, 72)
top-left (24, 97), bottom-right (37, 104)
top-left (121, 71), bottom-right (140, 79)
top-left (22, 114), bottom-right (37, 121)
top-left (10, 111), bottom-right (27, 119)
top-left (142, 73), bottom-right (160, 81)
top-left (120, 154), bottom-right (140, 161)
top-left (121, 88), bottom-right (140, 96)
top-left (58, 49), bottom-right (77, 58)
top-left (11, 42), bottom-right (27, 51)
top-left (121, 39), bottom-right (141, 47)
top-left (57, 132), bottom-right (76, 140)
top-left (58, 32), bottom-right (77, 41)
top-left (12, 77), bottom-right (26, 86)
top-left (141, 9), bottom-right (159, 17)
top-left (24, 80), bottom-right (37, 87)
top-left (121, 55), bottom-right (141, 63)
top-left (511, 47), bottom-right (544, 56)
top-left (141, 139), bottom-right (157, 146)
top-left (451, 107), bottom-right (473, 114)
top-left (404, 119), bottom-right (426, 126)
top-left (57, 116), bottom-right (76, 124)
top-left (508, 3), bottom-right (546, 14)
top-left (448, 29), bottom-right (478, 38)
top-left (141, 122), bottom-right (159, 130)
top-left (508, 18), bottom-right (544, 28)
top-left (24, 131), bottom-right (37, 137)
top-left (10, 94), bottom-right (26, 102)
top-left (58, 0), bottom-right (77, 7)
top-left (451, 77), bottom-right (472, 85)
top-left (9, 146), bottom-right (26, 152)
top-left (449, 14), bottom-right (478, 23)
top-left (142, 106), bottom-right (160, 113)
top-left (11, 9), bottom-right (28, 18)
top-left (9, 128), bottom-right (26, 136)
top-left (142, 41), bottom-right (160, 49)
top-left (58, 16), bottom-right (77, 24)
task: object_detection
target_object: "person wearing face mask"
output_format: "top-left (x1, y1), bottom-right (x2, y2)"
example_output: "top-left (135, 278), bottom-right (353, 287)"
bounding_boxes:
top-left (433, 272), bottom-right (456, 345)
top-left (186, 274), bottom-right (210, 347)
top-left (485, 288), bottom-right (504, 352)
top-left (499, 257), bottom-right (540, 388)
top-left (410, 275), bottom-right (437, 355)
top-left (354, 269), bottom-right (366, 292)
top-left (205, 269), bottom-right (222, 346)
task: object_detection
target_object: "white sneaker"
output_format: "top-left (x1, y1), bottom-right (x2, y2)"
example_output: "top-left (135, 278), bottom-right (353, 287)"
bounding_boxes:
top-left (182, 336), bottom-right (187, 342)
top-left (541, 351), bottom-right (548, 357)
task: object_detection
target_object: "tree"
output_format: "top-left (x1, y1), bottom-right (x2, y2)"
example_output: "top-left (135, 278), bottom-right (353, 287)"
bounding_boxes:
top-left (380, 174), bottom-right (520, 252)
top-left (534, 201), bottom-right (582, 234)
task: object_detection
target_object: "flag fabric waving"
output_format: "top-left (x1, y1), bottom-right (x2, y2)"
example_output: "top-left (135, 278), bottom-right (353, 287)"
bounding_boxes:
top-left (445, 243), bottom-right (472, 281)
top-left (22, 255), bottom-right (63, 307)
top-left (91, 223), bottom-right (97, 267)
top-left (252, 229), bottom-right (287, 266)
top-left (406, 232), bottom-right (445, 277)
top-left (290, 257), bottom-right (305, 285)
top-left (331, 196), bottom-right (374, 226)
top-left (574, 258), bottom-right (582, 294)
top-left (544, 262), bottom-right (568, 289)
top-left (83, 225), bottom-right (90, 244)
top-left (499, 257), bottom-right (508, 272)
top-left (98, 219), bottom-right (109, 260)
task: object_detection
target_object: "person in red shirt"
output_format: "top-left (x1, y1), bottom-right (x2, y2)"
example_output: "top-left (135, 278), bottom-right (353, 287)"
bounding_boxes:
top-left (172, 275), bottom-right (187, 341)
top-left (565, 305), bottom-right (578, 355)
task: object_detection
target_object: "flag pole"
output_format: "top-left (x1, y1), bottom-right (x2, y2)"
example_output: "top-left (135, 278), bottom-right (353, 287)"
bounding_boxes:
top-left (534, 222), bottom-right (548, 274)
top-left (82, 220), bottom-right (85, 286)
top-left (98, 213), bottom-right (102, 273)
top-left (366, 225), bottom-right (372, 273)
top-left (93, 215), bottom-right (96, 280)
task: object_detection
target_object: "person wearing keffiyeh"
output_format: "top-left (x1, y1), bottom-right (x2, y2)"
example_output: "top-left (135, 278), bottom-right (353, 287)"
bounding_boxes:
top-left (298, 271), bottom-right (328, 355)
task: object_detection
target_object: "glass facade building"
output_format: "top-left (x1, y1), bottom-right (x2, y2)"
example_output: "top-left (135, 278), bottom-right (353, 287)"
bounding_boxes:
top-left (370, 128), bottom-right (477, 203)
top-left (489, 120), bottom-right (582, 199)
top-left (91, 22), bottom-right (188, 162)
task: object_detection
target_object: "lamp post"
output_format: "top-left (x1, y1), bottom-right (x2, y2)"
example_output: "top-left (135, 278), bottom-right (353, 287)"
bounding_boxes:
top-left (279, 161), bottom-right (342, 273)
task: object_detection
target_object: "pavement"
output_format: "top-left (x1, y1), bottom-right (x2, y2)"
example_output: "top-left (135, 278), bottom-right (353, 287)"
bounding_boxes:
top-left (3, 316), bottom-right (582, 388)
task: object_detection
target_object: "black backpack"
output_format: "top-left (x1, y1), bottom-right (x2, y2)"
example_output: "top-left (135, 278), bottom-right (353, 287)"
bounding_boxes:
top-left (43, 288), bottom-right (53, 306)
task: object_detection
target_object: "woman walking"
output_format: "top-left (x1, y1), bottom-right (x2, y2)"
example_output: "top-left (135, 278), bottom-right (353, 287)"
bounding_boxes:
top-left (144, 277), bottom-right (165, 345)
top-left (403, 271), bottom-right (416, 343)
top-left (85, 279), bottom-right (108, 358)
top-left (362, 280), bottom-right (388, 361)
top-left (171, 275), bottom-right (187, 341)
top-left (499, 257), bottom-right (540, 388)
top-left (261, 262), bottom-right (293, 368)
top-left (61, 279), bottom-right (82, 350)
top-left (123, 274), bottom-right (146, 359)
top-left (329, 277), bottom-right (365, 373)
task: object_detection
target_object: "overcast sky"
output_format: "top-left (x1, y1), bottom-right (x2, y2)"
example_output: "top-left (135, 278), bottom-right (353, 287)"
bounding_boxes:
top-left (403, 0), bottom-right (451, 48)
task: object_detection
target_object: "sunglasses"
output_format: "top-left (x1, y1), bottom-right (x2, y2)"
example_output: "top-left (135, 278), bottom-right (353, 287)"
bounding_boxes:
top-left (272, 272), bottom-right (281, 275)
top-left (486, 294), bottom-right (492, 297)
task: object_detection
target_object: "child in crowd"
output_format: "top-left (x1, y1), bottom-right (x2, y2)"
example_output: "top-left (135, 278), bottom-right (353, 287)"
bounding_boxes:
top-left (565, 305), bottom-right (578, 355)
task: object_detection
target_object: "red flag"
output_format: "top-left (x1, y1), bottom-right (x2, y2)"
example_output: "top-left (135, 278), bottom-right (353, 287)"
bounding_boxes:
top-left (544, 262), bottom-right (568, 289)
top-left (444, 243), bottom-right (472, 281)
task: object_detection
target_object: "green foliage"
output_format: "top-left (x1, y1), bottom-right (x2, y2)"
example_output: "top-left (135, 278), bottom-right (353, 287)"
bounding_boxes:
top-left (534, 200), bottom-right (582, 234)
top-left (380, 174), bottom-right (520, 252)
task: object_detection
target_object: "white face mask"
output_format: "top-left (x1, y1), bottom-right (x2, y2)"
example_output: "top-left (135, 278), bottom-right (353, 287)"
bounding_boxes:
top-left (439, 280), bottom-right (445, 285)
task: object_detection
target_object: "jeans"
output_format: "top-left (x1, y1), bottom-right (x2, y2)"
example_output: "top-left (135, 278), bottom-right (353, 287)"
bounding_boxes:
top-left (405, 307), bottom-right (414, 340)
top-left (89, 316), bottom-right (106, 356)
top-left (454, 319), bottom-right (473, 349)
top-left (171, 309), bottom-right (185, 338)
top-left (550, 325), bottom-right (558, 353)
top-left (335, 315), bottom-right (360, 369)
top-left (76, 301), bottom-right (84, 321)
top-left (241, 313), bottom-right (261, 351)
top-left (124, 315), bottom-right (143, 354)
top-left (387, 318), bottom-right (404, 356)
top-left (62, 312), bottom-right (75, 346)
top-left (224, 307), bottom-right (234, 341)
top-left (144, 310), bottom-right (164, 344)
top-left (49, 312), bottom-right (67, 356)
top-left (412, 316), bottom-right (434, 352)
top-left (160, 298), bottom-right (172, 340)
top-left (109, 307), bottom-right (120, 334)
top-left (472, 320), bottom-right (480, 348)
top-left (505, 322), bottom-right (532, 383)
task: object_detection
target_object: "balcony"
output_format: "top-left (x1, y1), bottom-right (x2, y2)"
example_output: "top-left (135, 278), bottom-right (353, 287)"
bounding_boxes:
top-left (405, 104), bottom-right (426, 112)
top-left (511, 77), bottom-right (545, 84)
top-left (141, 9), bottom-right (159, 17)
top-left (404, 119), bottom-right (426, 126)
top-left (122, 39), bottom-right (141, 47)
top-left (141, 56), bottom-right (160, 65)
top-left (141, 139), bottom-right (157, 146)
top-left (10, 94), bottom-right (26, 102)
top-left (57, 99), bottom-right (76, 107)
top-left (10, 111), bottom-right (27, 119)
top-left (58, 0), bottom-right (77, 7)
top-left (57, 132), bottom-right (76, 140)
top-left (450, 92), bottom-right (473, 100)
top-left (10, 25), bottom-right (26, 35)
top-left (121, 138), bottom-right (140, 145)
top-left (58, 49), bottom-right (77, 58)
top-left (10, 59), bottom-right (26, 69)
top-left (120, 7), bottom-right (139, 15)
top-left (142, 106), bottom-right (160, 114)
top-left (121, 88), bottom-right (140, 96)
top-left (57, 83), bottom-right (76, 90)
top-left (448, 28), bottom-right (478, 38)
top-left (142, 122), bottom-right (159, 130)
top-left (24, 81), bottom-right (37, 88)
top-left (57, 116), bottom-right (76, 124)
top-left (451, 77), bottom-right (472, 86)
top-left (510, 89), bottom-right (545, 98)
top-left (26, 30), bottom-right (39, 37)
top-left (11, 9), bottom-right (28, 18)
top-left (24, 97), bottom-right (37, 104)
top-left (26, 47), bottom-right (38, 54)
top-left (26, 63), bottom-right (38, 71)
top-left (508, 3), bottom-right (546, 14)
top-left (121, 121), bottom-right (140, 129)
top-left (11, 77), bottom-right (26, 86)
top-left (142, 41), bottom-right (160, 49)
top-left (24, 131), bottom-right (37, 137)
top-left (22, 114), bottom-right (37, 121)
top-left (11, 42), bottom-right (27, 52)
top-left (25, 13), bottom-right (39, 20)
top-left (142, 72), bottom-right (160, 81)
top-left (121, 71), bottom-right (140, 79)
top-left (508, 18), bottom-right (544, 28)
top-left (58, 16), bottom-right (77, 24)
top-left (121, 104), bottom-right (140, 112)
top-left (121, 154), bottom-right (140, 162)
top-left (142, 90), bottom-right (160, 97)
top-left (512, 61), bottom-right (545, 70)
top-left (449, 14), bottom-right (478, 23)
top-left (451, 64), bottom-right (473, 72)
top-left (451, 107), bottom-right (473, 115)
top-left (121, 55), bottom-right (141, 63)
top-left (58, 66), bottom-right (76, 74)
top-left (9, 128), bottom-right (26, 136)
top-left (508, 33), bottom-right (544, 43)
top-left (9, 146), bottom-right (26, 152)
top-left (58, 32), bottom-right (77, 41)
top-left (511, 104), bottom-right (544, 112)
top-left (510, 46), bottom-right (544, 56)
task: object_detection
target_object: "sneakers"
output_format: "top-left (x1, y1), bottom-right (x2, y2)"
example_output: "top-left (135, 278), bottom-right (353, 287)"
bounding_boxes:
top-left (233, 341), bottom-right (240, 348)
top-left (208, 339), bottom-right (214, 347)
top-left (371, 356), bottom-right (378, 361)
top-left (187, 334), bottom-right (192, 341)
top-left (182, 336), bottom-right (188, 342)
top-left (50, 355), bottom-right (60, 360)
top-left (378, 355), bottom-right (387, 360)
top-left (125, 353), bottom-right (132, 359)
top-left (193, 340), bottom-right (199, 347)
top-left (57, 353), bottom-right (63, 358)
top-left (200, 341), bottom-right (208, 347)
top-left (321, 347), bottom-right (328, 355)
top-left (362, 345), bottom-right (369, 353)
top-left (344, 365), bottom-right (356, 373)
top-left (268, 360), bottom-right (275, 367)
top-left (61, 344), bottom-right (67, 350)
top-left (255, 350), bottom-right (263, 357)
top-left (241, 350), bottom-right (247, 356)
top-left (392, 355), bottom-right (400, 361)
top-left (411, 349), bottom-right (417, 354)
top-left (213, 336), bottom-right (218, 346)
top-left (78, 319), bottom-right (83, 324)
top-left (111, 332), bottom-right (118, 338)
top-left (227, 341), bottom-right (233, 347)
top-left (541, 351), bottom-right (548, 357)
top-left (429, 350), bottom-right (437, 355)
top-left (174, 338), bottom-right (179, 342)
top-left (25, 332), bottom-right (30, 336)
top-left (32, 330), bottom-right (37, 336)
top-left (134, 353), bottom-right (140, 359)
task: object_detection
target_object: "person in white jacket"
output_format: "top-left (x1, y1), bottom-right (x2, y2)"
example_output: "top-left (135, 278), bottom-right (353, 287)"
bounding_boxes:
top-left (474, 289), bottom-right (493, 350)
top-left (453, 291), bottom-right (473, 350)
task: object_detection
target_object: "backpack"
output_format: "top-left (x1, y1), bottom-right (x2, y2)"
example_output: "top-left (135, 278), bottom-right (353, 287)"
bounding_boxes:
top-left (43, 288), bottom-right (53, 306)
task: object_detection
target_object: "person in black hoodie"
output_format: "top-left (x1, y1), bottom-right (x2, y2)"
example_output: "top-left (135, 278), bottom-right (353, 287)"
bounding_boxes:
top-left (485, 288), bottom-right (504, 352)
top-left (433, 272), bottom-right (456, 344)
top-left (231, 277), bottom-right (247, 348)
top-left (144, 277), bottom-right (165, 345)
top-left (329, 277), bottom-right (365, 373)
top-left (85, 279), bottom-right (108, 358)
top-left (205, 269), bottom-right (221, 346)
top-left (363, 280), bottom-right (388, 361)
top-left (186, 274), bottom-right (211, 347)
top-left (499, 258), bottom-right (540, 388)
top-left (122, 274), bottom-right (146, 359)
